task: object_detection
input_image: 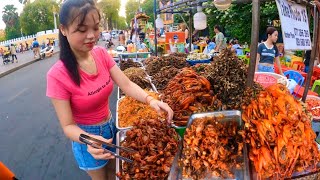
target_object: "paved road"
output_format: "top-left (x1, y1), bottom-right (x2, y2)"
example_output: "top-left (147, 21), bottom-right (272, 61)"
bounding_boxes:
top-left (0, 43), bottom-right (118, 179)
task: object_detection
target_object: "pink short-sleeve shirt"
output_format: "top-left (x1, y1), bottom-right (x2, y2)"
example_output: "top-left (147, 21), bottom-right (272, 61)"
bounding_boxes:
top-left (46, 46), bottom-right (116, 125)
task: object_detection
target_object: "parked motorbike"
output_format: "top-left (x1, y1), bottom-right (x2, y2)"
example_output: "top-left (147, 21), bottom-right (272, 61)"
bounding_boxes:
top-left (40, 46), bottom-right (54, 60)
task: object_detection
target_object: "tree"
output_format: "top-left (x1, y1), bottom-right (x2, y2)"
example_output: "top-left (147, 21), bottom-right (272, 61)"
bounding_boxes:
top-left (20, 0), bottom-right (59, 35)
top-left (0, 29), bottom-right (6, 42)
top-left (141, 0), bottom-right (154, 23)
top-left (117, 16), bottom-right (128, 30)
top-left (2, 5), bottom-right (21, 40)
top-left (98, 0), bottom-right (121, 30)
top-left (125, 0), bottom-right (139, 26)
top-left (205, 1), bottom-right (279, 43)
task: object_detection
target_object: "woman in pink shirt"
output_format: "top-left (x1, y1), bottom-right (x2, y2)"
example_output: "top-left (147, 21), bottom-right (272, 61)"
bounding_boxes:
top-left (46, 0), bottom-right (173, 179)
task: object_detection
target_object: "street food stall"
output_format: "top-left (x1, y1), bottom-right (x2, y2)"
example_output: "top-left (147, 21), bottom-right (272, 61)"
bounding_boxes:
top-left (114, 0), bottom-right (320, 179)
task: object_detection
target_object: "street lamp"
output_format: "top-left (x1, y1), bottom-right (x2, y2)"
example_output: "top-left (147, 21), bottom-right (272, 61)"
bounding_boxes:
top-left (213, 0), bottom-right (232, 11)
top-left (193, 6), bottom-right (207, 30)
top-left (53, 12), bottom-right (57, 30)
top-left (53, 5), bottom-right (57, 30)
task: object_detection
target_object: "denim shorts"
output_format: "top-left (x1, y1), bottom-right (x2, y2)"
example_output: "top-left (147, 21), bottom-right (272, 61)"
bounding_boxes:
top-left (72, 116), bottom-right (117, 171)
top-left (258, 64), bottom-right (275, 73)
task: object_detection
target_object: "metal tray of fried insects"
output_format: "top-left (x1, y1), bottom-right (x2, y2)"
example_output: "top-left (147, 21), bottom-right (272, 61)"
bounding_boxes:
top-left (115, 97), bottom-right (132, 131)
top-left (169, 110), bottom-right (250, 180)
top-left (117, 87), bottom-right (125, 100)
top-left (115, 130), bottom-right (182, 180)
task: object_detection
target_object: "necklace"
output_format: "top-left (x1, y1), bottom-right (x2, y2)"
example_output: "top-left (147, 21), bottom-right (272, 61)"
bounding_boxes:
top-left (79, 56), bottom-right (97, 75)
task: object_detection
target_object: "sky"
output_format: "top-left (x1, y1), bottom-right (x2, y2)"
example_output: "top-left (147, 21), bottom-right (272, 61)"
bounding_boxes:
top-left (0, 0), bottom-right (128, 30)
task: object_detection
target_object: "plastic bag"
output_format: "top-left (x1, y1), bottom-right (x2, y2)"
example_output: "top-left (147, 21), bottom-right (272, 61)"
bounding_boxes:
top-left (287, 79), bottom-right (298, 94)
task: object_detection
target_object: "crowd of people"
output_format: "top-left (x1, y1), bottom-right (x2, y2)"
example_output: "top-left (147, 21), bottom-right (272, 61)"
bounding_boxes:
top-left (0, 37), bottom-right (57, 64)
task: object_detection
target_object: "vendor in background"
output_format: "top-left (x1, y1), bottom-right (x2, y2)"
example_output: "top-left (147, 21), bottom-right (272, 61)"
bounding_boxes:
top-left (255, 27), bottom-right (283, 75)
top-left (304, 43), bottom-right (319, 72)
top-left (231, 39), bottom-right (243, 56)
top-left (304, 50), bottom-right (312, 73)
top-left (118, 31), bottom-right (125, 45)
top-left (136, 32), bottom-right (148, 51)
top-left (177, 23), bottom-right (189, 43)
top-left (214, 25), bottom-right (227, 52)
top-left (192, 37), bottom-right (200, 51)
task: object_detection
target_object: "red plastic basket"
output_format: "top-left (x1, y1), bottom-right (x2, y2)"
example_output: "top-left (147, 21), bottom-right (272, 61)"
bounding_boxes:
top-left (254, 72), bottom-right (288, 88)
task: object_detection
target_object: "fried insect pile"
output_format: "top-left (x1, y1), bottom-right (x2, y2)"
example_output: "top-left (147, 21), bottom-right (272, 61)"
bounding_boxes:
top-left (120, 59), bottom-right (142, 71)
top-left (117, 119), bottom-right (179, 179)
top-left (203, 49), bottom-right (248, 110)
top-left (240, 82), bottom-right (264, 106)
top-left (118, 91), bottom-right (165, 128)
top-left (145, 54), bottom-right (189, 76)
top-left (241, 84), bottom-right (320, 179)
top-left (123, 67), bottom-right (151, 89)
top-left (152, 66), bottom-right (180, 90)
top-left (182, 116), bottom-right (244, 179)
top-left (163, 68), bottom-right (222, 126)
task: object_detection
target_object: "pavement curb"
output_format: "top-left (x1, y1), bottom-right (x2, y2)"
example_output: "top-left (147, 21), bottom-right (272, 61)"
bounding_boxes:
top-left (0, 50), bottom-right (60, 78)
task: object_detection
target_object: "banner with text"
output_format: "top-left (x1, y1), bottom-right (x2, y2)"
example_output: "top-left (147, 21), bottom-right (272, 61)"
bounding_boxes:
top-left (275, 0), bottom-right (311, 50)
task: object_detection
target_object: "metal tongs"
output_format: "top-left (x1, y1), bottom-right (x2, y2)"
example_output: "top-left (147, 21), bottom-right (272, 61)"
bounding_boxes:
top-left (79, 134), bottom-right (137, 163)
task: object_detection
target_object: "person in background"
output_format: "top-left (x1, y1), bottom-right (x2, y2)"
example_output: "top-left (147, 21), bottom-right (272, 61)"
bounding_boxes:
top-left (214, 25), bottom-right (227, 52)
top-left (255, 27), bottom-right (283, 75)
top-left (178, 23), bottom-right (189, 43)
top-left (46, 1), bottom-right (173, 179)
top-left (304, 50), bottom-right (311, 73)
top-left (10, 44), bottom-right (18, 63)
top-left (19, 43), bottom-right (24, 53)
top-left (25, 41), bottom-right (29, 51)
top-left (32, 38), bottom-right (40, 59)
top-left (231, 39), bottom-right (243, 56)
top-left (118, 31), bottom-right (125, 45)
top-left (41, 41), bottom-right (46, 49)
top-left (192, 37), bottom-right (200, 50)
top-left (0, 48), bottom-right (3, 61)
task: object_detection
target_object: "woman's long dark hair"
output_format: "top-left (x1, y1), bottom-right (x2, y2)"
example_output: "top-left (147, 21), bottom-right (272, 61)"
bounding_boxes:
top-left (59, 0), bottom-right (100, 86)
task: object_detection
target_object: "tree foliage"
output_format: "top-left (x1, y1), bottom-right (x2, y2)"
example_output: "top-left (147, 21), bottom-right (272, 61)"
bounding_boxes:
top-left (0, 30), bottom-right (5, 41)
top-left (205, 2), bottom-right (279, 43)
top-left (125, 0), bottom-right (139, 25)
top-left (20, 0), bottom-right (59, 35)
top-left (2, 5), bottom-right (21, 40)
top-left (98, 0), bottom-right (121, 30)
top-left (117, 16), bottom-right (128, 30)
top-left (141, 0), bottom-right (154, 23)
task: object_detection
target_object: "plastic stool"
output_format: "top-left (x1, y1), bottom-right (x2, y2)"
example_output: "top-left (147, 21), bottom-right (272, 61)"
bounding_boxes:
top-left (311, 80), bottom-right (320, 95)
top-left (291, 61), bottom-right (305, 71)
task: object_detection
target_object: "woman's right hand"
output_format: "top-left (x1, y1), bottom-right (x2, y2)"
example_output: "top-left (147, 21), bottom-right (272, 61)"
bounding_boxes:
top-left (86, 134), bottom-right (115, 160)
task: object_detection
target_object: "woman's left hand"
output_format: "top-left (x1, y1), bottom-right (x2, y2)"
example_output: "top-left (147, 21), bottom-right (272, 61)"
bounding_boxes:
top-left (149, 99), bottom-right (173, 123)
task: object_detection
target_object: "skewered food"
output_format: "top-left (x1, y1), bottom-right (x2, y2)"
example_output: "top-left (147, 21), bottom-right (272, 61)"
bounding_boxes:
top-left (163, 68), bottom-right (222, 126)
top-left (241, 84), bottom-right (320, 179)
top-left (123, 67), bottom-right (151, 89)
top-left (182, 116), bottom-right (244, 179)
top-left (116, 119), bottom-right (179, 179)
top-left (118, 91), bottom-right (165, 128)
